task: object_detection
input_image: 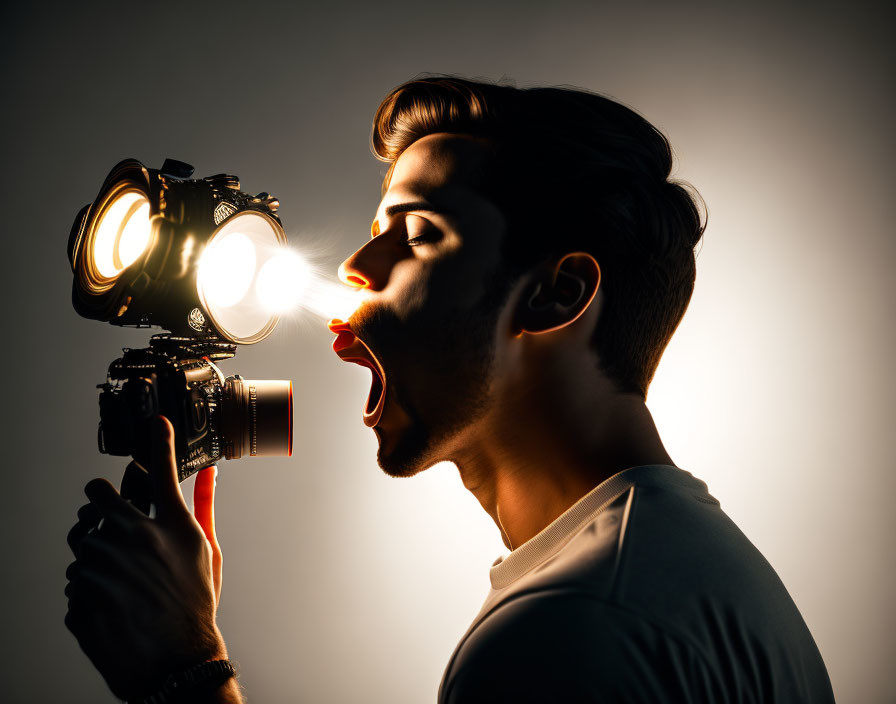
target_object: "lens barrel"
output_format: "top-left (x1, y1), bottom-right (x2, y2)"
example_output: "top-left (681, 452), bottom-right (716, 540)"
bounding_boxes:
top-left (220, 377), bottom-right (293, 459)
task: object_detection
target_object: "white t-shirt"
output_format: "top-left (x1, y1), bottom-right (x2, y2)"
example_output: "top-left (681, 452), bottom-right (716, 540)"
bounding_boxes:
top-left (438, 465), bottom-right (834, 703)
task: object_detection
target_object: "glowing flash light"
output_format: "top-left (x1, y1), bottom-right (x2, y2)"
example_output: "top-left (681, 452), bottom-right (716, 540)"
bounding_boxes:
top-left (93, 190), bottom-right (153, 278)
top-left (249, 245), bottom-right (370, 323)
top-left (69, 158), bottom-right (287, 344)
top-left (198, 231), bottom-right (257, 308)
top-left (68, 158), bottom-right (294, 482)
top-left (256, 251), bottom-right (312, 313)
top-left (303, 278), bottom-right (370, 322)
top-left (259, 261), bottom-right (369, 322)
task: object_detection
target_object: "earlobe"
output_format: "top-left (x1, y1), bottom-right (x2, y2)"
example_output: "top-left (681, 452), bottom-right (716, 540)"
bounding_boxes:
top-left (514, 252), bottom-right (600, 336)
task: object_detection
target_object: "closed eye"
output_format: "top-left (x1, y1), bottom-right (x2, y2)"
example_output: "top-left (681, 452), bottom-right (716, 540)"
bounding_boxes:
top-left (405, 214), bottom-right (442, 246)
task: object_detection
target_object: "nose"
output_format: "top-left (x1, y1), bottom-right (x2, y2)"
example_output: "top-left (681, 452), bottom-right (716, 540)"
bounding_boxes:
top-left (338, 238), bottom-right (395, 292)
top-left (337, 260), bottom-right (368, 288)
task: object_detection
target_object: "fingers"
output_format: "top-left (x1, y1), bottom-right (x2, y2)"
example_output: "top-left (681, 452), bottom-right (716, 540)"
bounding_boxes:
top-left (66, 528), bottom-right (160, 608)
top-left (67, 503), bottom-right (102, 557)
top-left (193, 466), bottom-right (217, 545)
top-left (85, 479), bottom-right (144, 520)
top-left (69, 480), bottom-right (145, 560)
top-left (194, 465), bottom-right (222, 605)
top-left (120, 461), bottom-right (152, 515)
top-left (149, 416), bottom-right (188, 520)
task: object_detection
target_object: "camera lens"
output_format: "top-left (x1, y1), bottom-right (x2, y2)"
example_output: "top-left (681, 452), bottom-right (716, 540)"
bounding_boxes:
top-left (220, 377), bottom-right (293, 459)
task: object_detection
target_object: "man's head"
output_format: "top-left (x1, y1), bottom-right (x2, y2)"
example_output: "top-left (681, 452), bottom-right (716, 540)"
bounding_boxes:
top-left (335, 76), bottom-right (704, 477)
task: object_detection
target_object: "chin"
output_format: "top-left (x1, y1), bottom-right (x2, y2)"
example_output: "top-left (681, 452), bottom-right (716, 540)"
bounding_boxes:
top-left (374, 425), bottom-right (443, 478)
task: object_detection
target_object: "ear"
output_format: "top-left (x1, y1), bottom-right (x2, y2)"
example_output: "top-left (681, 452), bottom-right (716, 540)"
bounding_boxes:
top-left (514, 252), bottom-right (600, 336)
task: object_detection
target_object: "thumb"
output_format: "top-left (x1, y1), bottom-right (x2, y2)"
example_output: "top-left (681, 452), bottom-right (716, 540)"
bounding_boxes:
top-left (194, 465), bottom-right (223, 606)
top-left (149, 415), bottom-right (189, 520)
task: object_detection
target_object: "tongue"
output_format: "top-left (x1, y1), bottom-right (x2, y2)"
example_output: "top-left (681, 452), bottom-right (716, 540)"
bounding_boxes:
top-left (333, 328), bottom-right (357, 352)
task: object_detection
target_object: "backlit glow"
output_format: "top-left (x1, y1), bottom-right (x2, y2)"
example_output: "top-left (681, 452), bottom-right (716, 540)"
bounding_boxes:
top-left (256, 251), bottom-right (312, 313)
top-left (93, 191), bottom-right (152, 278)
top-left (300, 277), bottom-right (370, 322)
top-left (197, 231), bottom-right (257, 308)
top-left (196, 211), bottom-right (285, 343)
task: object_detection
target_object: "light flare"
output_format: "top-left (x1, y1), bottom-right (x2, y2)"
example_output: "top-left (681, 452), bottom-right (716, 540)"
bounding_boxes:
top-left (253, 247), bottom-right (369, 322)
top-left (301, 276), bottom-right (370, 322)
top-left (256, 251), bottom-right (312, 313)
top-left (197, 231), bottom-right (256, 308)
top-left (93, 191), bottom-right (152, 278)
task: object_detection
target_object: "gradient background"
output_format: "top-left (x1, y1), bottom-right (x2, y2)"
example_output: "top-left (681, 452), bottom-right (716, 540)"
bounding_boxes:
top-left (1, 1), bottom-right (893, 701)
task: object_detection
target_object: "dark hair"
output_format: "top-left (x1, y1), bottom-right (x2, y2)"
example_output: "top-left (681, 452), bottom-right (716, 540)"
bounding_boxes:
top-left (372, 76), bottom-right (705, 399)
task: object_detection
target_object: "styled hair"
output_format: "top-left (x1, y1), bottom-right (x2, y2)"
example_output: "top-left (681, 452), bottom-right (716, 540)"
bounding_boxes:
top-left (372, 76), bottom-right (705, 398)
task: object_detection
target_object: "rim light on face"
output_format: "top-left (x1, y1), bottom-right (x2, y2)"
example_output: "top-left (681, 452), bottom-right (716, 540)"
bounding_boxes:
top-left (196, 211), bottom-right (286, 343)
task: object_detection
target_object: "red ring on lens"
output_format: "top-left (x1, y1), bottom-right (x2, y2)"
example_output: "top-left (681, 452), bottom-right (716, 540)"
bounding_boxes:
top-left (287, 381), bottom-right (293, 457)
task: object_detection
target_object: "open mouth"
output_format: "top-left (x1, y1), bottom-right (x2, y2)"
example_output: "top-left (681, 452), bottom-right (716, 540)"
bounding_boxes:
top-left (329, 319), bottom-right (387, 427)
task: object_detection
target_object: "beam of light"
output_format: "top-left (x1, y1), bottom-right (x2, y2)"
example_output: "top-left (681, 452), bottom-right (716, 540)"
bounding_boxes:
top-left (254, 247), bottom-right (369, 322)
top-left (299, 275), bottom-right (370, 322)
top-left (256, 251), bottom-right (312, 313)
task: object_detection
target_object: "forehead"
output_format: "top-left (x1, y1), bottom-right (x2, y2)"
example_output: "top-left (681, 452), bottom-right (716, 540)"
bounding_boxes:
top-left (377, 133), bottom-right (495, 218)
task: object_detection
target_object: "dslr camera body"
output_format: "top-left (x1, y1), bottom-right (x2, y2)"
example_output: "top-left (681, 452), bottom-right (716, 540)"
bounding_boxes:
top-left (99, 335), bottom-right (291, 482)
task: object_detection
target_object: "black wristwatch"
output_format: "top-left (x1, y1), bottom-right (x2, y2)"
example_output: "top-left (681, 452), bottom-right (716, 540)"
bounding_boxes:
top-left (138, 659), bottom-right (236, 704)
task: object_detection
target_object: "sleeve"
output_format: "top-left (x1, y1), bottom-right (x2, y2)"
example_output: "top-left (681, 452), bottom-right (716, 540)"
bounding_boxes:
top-left (441, 591), bottom-right (721, 704)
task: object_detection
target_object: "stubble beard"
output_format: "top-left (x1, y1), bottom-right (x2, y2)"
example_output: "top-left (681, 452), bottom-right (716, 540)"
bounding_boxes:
top-left (352, 274), bottom-right (511, 479)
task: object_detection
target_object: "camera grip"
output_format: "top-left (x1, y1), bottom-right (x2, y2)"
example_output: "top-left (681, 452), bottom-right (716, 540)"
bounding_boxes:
top-left (120, 460), bottom-right (153, 515)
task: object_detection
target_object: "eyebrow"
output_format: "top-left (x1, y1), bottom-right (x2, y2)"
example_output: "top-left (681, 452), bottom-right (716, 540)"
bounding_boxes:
top-left (384, 201), bottom-right (441, 218)
top-left (371, 200), bottom-right (447, 238)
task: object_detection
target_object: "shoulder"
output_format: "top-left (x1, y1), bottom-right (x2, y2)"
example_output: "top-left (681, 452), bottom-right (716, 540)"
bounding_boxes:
top-left (442, 590), bottom-right (719, 704)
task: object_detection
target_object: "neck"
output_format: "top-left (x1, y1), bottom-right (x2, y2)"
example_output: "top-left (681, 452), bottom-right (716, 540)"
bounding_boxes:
top-left (448, 372), bottom-right (674, 551)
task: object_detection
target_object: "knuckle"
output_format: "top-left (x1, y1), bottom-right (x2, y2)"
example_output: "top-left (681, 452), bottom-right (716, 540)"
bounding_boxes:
top-left (78, 533), bottom-right (98, 557)
top-left (63, 609), bottom-right (75, 633)
top-left (77, 502), bottom-right (101, 523)
top-left (128, 520), bottom-right (166, 554)
top-left (78, 534), bottom-right (111, 565)
top-left (84, 477), bottom-right (110, 497)
top-left (127, 517), bottom-right (152, 540)
top-left (184, 527), bottom-right (206, 553)
top-left (144, 527), bottom-right (165, 553)
top-left (66, 526), bottom-right (83, 551)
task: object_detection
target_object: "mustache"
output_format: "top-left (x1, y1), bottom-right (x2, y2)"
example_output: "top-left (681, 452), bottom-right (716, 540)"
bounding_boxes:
top-left (347, 299), bottom-right (404, 358)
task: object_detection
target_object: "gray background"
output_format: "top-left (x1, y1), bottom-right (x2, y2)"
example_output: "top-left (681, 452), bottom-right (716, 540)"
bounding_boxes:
top-left (2, 0), bottom-right (893, 701)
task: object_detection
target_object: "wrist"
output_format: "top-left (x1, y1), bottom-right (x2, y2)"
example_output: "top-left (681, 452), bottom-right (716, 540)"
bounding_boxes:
top-left (133, 658), bottom-right (238, 704)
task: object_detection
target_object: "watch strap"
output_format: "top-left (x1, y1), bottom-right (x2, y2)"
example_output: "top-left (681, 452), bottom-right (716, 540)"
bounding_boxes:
top-left (140, 658), bottom-right (236, 704)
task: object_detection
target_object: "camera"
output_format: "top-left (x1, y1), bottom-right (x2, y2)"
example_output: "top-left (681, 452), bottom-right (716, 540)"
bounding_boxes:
top-left (69, 158), bottom-right (295, 483)
top-left (99, 335), bottom-right (292, 482)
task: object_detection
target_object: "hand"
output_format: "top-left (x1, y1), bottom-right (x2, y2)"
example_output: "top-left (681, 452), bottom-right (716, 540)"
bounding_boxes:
top-left (65, 416), bottom-right (226, 701)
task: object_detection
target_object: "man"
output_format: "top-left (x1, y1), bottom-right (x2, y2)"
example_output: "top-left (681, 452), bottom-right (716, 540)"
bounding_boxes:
top-left (65, 76), bottom-right (835, 702)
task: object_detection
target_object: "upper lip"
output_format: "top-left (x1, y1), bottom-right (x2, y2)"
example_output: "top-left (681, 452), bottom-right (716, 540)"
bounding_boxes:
top-left (328, 319), bottom-right (370, 359)
top-left (328, 319), bottom-right (387, 426)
